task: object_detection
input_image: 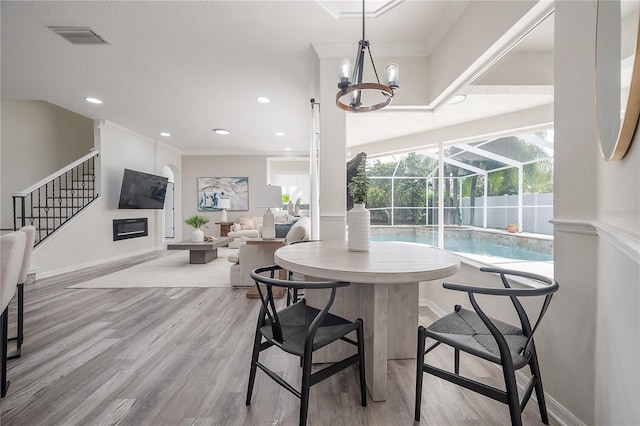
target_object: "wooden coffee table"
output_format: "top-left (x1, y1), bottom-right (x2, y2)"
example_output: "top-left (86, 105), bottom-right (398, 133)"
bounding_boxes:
top-left (167, 237), bottom-right (233, 264)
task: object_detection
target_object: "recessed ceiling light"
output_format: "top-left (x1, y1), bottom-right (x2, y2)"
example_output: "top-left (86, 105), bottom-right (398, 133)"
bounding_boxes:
top-left (257, 96), bottom-right (270, 103)
top-left (446, 94), bottom-right (467, 105)
top-left (284, 147), bottom-right (292, 151)
top-left (85, 97), bottom-right (102, 104)
top-left (276, 132), bottom-right (285, 136)
top-left (160, 132), bottom-right (171, 137)
top-left (213, 128), bottom-right (231, 135)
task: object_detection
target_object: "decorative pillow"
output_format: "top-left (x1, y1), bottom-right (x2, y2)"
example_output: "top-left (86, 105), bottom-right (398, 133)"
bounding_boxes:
top-left (285, 217), bottom-right (309, 244)
top-left (274, 212), bottom-right (290, 223)
top-left (238, 216), bottom-right (255, 230)
top-left (275, 223), bottom-right (292, 238)
top-left (231, 223), bottom-right (242, 232)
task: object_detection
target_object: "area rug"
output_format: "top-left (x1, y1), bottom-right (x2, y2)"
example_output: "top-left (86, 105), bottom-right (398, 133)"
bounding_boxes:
top-left (67, 247), bottom-right (235, 289)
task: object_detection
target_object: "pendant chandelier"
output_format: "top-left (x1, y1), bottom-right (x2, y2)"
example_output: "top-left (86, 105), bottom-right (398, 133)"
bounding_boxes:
top-left (336, 0), bottom-right (399, 113)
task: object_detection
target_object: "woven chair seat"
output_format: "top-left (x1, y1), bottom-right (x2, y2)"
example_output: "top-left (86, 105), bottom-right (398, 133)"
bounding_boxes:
top-left (425, 307), bottom-right (529, 369)
top-left (260, 302), bottom-right (358, 356)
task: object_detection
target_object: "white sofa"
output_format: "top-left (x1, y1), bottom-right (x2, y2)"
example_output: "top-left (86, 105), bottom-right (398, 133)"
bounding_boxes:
top-left (227, 212), bottom-right (297, 248)
top-left (228, 216), bottom-right (311, 287)
top-left (227, 216), bottom-right (263, 249)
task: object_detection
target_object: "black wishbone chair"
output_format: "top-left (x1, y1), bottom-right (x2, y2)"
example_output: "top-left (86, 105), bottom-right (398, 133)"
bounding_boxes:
top-left (246, 265), bottom-right (366, 426)
top-left (415, 267), bottom-right (559, 426)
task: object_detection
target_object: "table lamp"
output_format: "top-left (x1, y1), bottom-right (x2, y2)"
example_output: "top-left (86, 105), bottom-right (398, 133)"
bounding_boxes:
top-left (256, 185), bottom-right (282, 239)
top-left (217, 198), bottom-right (231, 222)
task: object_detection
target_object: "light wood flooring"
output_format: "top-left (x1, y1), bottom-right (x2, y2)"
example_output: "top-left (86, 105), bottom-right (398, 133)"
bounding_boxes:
top-left (0, 252), bottom-right (557, 425)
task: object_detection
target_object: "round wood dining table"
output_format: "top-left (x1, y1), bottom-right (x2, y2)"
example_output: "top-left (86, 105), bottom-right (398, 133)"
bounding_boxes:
top-left (274, 240), bottom-right (460, 401)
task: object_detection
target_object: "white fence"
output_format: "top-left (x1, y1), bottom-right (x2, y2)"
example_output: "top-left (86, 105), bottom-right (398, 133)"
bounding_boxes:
top-left (461, 193), bottom-right (553, 235)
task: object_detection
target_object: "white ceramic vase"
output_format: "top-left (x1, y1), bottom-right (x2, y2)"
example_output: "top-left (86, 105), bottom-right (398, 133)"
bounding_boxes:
top-left (191, 228), bottom-right (204, 242)
top-left (348, 203), bottom-right (370, 252)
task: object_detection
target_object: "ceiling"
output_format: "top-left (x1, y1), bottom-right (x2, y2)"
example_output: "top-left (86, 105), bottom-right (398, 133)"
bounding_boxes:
top-left (1, 1), bottom-right (553, 156)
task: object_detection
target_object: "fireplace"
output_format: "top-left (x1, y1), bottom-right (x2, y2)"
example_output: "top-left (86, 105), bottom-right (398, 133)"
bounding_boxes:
top-left (113, 218), bottom-right (148, 241)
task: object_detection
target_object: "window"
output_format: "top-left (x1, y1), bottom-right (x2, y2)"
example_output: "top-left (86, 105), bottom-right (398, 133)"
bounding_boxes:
top-left (367, 129), bottom-right (554, 269)
top-left (268, 157), bottom-right (310, 208)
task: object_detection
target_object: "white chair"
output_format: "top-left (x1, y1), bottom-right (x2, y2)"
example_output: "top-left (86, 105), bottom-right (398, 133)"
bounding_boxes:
top-left (8, 226), bottom-right (36, 359)
top-left (0, 231), bottom-right (26, 397)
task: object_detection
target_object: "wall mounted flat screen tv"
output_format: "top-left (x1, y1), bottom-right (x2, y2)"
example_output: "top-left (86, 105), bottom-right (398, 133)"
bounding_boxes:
top-left (118, 169), bottom-right (169, 209)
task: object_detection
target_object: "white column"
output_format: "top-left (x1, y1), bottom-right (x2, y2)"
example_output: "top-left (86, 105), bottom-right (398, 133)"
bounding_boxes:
top-left (318, 56), bottom-right (347, 241)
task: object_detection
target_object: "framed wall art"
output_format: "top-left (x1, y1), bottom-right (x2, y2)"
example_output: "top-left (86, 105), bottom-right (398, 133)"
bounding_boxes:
top-left (197, 177), bottom-right (248, 211)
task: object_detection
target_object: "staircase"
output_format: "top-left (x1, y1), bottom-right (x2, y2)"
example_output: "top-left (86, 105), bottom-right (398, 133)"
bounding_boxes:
top-left (12, 150), bottom-right (100, 246)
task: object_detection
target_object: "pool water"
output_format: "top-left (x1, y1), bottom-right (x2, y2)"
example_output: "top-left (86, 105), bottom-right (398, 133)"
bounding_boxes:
top-left (370, 234), bottom-right (553, 262)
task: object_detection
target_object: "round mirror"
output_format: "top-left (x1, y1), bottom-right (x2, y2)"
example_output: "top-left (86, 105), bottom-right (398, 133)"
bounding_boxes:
top-left (595, 0), bottom-right (640, 161)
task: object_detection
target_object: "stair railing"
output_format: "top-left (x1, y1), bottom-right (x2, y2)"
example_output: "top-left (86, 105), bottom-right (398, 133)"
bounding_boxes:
top-left (12, 149), bottom-right (100, 246)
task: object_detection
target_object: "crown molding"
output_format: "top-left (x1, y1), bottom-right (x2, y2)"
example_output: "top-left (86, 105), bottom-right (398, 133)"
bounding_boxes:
top-left (315, 0), bottom-right (405, 20)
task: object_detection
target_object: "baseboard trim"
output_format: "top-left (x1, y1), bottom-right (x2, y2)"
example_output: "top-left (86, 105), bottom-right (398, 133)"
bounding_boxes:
top-left (37, 246), bottom-right (163, 279)
top-left (420, 298), bottom-right (448, 317)
top-left (529, 379), bottom-right (586, 426)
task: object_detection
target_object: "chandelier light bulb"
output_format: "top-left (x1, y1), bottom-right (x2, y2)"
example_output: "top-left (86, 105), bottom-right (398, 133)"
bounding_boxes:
top-left (385, 63), bottom-right (399, 90)
top-left (339, 59), bottom-right (352, 83)
top-left (351, 90), bottom-right (360, 106)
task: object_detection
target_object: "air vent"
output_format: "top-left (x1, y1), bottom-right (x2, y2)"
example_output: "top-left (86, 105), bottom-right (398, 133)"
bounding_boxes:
top-left (48, 26), bottom-right (109, 45)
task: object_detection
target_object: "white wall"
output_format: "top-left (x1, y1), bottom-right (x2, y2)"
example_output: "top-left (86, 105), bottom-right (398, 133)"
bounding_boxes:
top-left (427, 0), bottom-right (540, 105)
top-left (555, 2), bottom-right (640, 423)
top-left (31, 121), bottom-right (183, 277)
top-left (268, 157), bottom-right (310, 205)
top-left (181, 155), bottom-right (271, 238)
top-left (592, 0), bottom-right (640, 421)
top-left (552, 4), bottom-right (601, 423)
top-left (318, 55), bottom-right (348, 240)
top-left (421, 3), bottom-right (640, 425)
top-left (0, 100), bottom-right (94, 229)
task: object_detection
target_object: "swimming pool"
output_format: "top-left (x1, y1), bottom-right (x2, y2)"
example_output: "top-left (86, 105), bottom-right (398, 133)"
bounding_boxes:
top-left (370, 233), bottom-right (554, 262)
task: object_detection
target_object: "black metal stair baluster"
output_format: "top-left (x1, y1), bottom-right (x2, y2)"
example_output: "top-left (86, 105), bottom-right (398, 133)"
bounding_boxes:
top-left (65, 170), bottom-right (70, 227)
top-left (31, 191), bottom-right (38, 242)
top-left (46, 181), bottom-right (51, 239)
top-left (53, 176), bottom-right (58, 233)
top-left (70, 168), bottom-right (73, 221)
top-left (36, 188), bottom-right (40, 237)
top-left (90, 156), bottom-right (96, 199)
top-left (82, 160), bottom-right (86, 208)
top-left (12, 196), bottom-right (16, 230)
